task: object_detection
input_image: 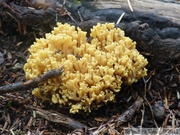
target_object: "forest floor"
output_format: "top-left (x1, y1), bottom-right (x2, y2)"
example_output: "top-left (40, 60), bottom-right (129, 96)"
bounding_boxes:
top-left (0, 0), bottom-right (180, 134)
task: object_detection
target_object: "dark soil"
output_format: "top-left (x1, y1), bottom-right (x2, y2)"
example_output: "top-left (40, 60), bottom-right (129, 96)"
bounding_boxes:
top-left (0, 0), bottom-right (180, 134)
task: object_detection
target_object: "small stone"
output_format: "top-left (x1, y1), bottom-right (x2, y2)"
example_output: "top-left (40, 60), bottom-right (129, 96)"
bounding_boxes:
top-left (0, 52), bottom-right (4, 65)
top-left (152, 101), bottom-right (166, 122)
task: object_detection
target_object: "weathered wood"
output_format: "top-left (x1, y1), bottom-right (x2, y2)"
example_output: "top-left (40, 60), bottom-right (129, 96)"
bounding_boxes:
top-left (25, 105), bottom-right (88, 130)
top-left (91, 0), bottom-right (180, 25)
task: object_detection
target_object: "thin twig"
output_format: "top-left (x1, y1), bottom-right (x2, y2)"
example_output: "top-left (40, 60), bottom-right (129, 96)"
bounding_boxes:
top-left (78, 11), bottom-right (84, 23)
top-left (0, 67), bottom-right (64, 94)
top-left (143, 70), bottom-right (155, 98)
top-left (116, 12), bottom-right (125, 24)
top-left (140, 104), bottom-right (145, 128)
top-left (127, 0), bottom-right (134, 12)
top-left (144, 98), bottom-right (158, 128)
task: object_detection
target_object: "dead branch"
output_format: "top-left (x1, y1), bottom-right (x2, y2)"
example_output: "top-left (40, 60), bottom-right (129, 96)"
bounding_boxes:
top-left (0, 67), bottom-right (64, 94)
top-left (25, 105), bottom-right (88, 130)
top-left (90, 96), bottom-right (144, 134)
top-left (115, 96), bottom-right (144, 124)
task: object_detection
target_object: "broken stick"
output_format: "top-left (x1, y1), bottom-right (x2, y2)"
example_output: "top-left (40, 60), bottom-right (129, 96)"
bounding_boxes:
top-left (0, 67), bottom-right (64, 94)
top-left (25, 105), bottom-right (88, 130)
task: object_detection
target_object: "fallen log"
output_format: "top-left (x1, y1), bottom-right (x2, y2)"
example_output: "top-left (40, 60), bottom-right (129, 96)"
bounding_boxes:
top-left (91, 0), bottom-right (180, 26)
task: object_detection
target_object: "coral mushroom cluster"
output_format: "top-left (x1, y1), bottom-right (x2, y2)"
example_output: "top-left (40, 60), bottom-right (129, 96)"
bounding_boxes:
top-left (24, 23), bottom-right (148, 113)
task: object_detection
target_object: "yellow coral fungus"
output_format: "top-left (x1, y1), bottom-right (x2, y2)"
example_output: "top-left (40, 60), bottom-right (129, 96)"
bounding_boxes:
top-left (24, 23), bottom-right (148, 113)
